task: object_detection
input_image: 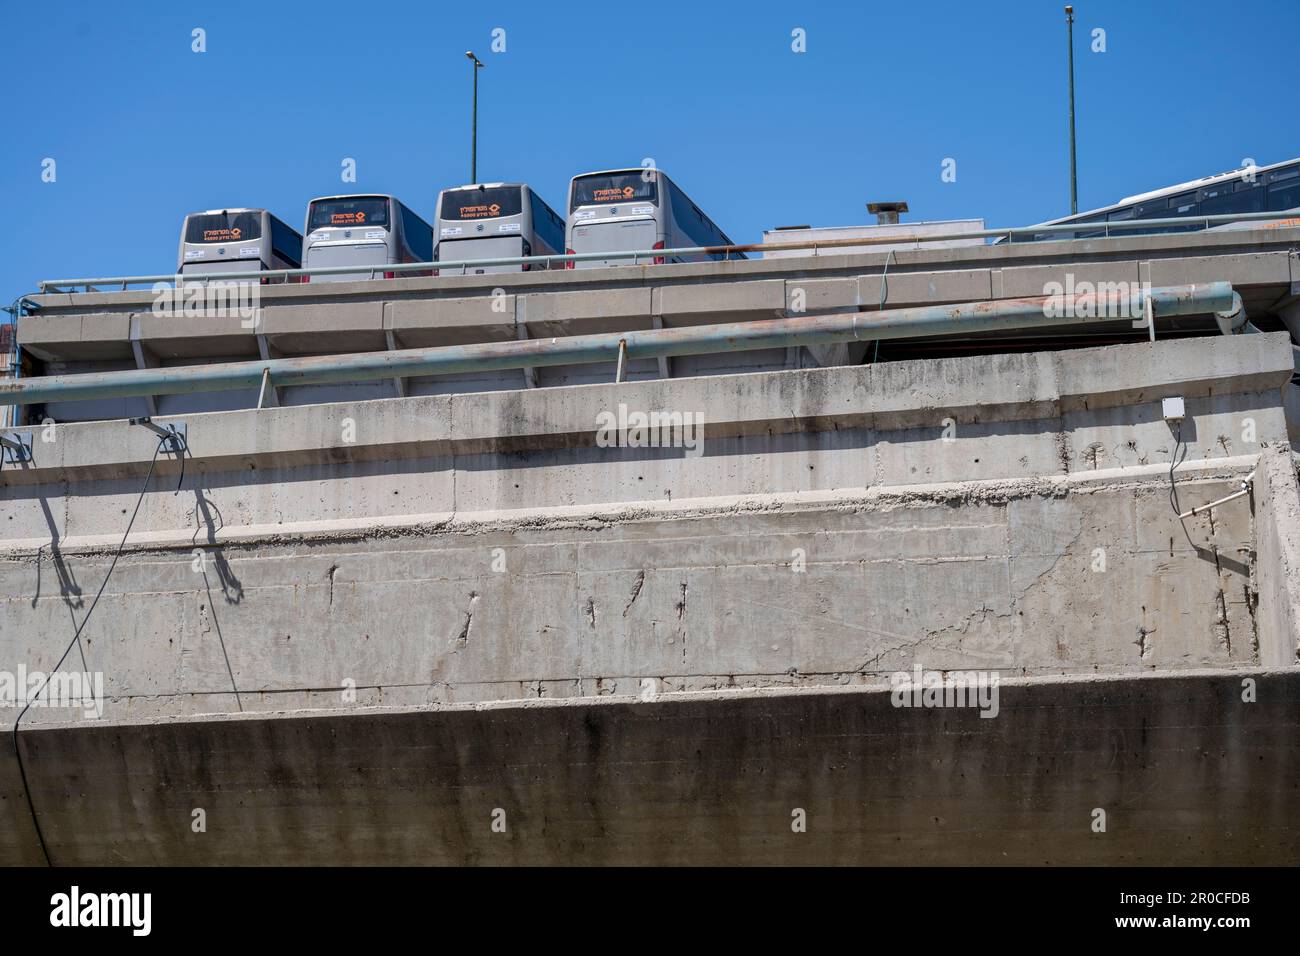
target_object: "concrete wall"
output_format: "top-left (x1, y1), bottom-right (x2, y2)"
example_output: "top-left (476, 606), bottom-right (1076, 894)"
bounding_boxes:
top-left (2, 332), bottom-right (1298, 864)
top-left (1255, 442), bottom-right (1300, 665)
top-left (8, 670), bottom-right (1299, 865)
top-left (0, 333), bottom-right (1293, 722)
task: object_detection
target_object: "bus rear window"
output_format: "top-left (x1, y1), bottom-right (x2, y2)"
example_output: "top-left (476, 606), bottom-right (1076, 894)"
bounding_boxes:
top-left (441, 187), bottom-right (523, 221)
top-left (308, 197), bottom-right (390, 231)
top-left (185, 212), bottom-right (261, 244)
top-left (570, 173), bottom-right (658, 211)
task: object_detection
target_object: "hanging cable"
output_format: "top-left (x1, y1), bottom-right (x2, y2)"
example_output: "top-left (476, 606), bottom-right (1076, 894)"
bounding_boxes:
top-left (870, 248), bottom-right (897, 365)
top-left (1168, 421), bottom-right (1189, 516)
top-left (11, 433), bottom-right (168, 866)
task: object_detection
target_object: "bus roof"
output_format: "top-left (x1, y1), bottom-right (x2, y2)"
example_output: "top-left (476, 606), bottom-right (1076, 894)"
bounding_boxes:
top-left (307, 193), bottom-right (398, 204)
top-left (191, 207), bottom-right (266, 216)
top-left (441, 182), bottom-right (523, 192)
top-left (570, 168), bottom-right (675, 182)
top-left (1031, 157), bottom-right (1298, 227)
top-left (1116, 157), bottom-right (1293, 204)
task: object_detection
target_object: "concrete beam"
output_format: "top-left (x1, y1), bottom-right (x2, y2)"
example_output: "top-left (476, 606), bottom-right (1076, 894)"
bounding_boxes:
top-left (6, 669), bottom-right (1298, 865)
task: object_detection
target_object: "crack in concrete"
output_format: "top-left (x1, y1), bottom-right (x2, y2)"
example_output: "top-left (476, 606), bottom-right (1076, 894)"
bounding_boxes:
top-left (623, 571), bottom-right (645, 617)
top-left (453, 591), bottom-right (479, 648)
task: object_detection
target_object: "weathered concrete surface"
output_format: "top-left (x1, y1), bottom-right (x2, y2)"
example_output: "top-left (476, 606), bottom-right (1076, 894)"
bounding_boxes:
top-left (7, 670), bottom-right (1299, 865)
top-left (0, 468), bottom-right (1268, 721)
top-left (1, 333), bottom-right (1297, 865)
top-left (1255, 443), bottom-right (1300, 666)
top-left (0, 334), bottom-right (1293, 728)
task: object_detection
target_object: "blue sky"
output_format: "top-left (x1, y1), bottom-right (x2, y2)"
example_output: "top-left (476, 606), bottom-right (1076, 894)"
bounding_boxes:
top-left (2, 0), bottom-right (1297, 304)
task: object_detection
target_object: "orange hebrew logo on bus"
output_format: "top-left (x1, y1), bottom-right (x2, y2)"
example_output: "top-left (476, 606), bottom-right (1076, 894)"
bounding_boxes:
top-left (489, 203), bottom-right (500, 215)
top-left (201, 228), bottom-right (241, 242)
top-left (458, 204), bottom-right (498, 218)
top-left (591, 186), bottom-right (639, 202)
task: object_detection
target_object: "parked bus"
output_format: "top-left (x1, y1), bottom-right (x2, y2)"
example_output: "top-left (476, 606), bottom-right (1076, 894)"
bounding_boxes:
top-left (564, 168), bottom-right (744, 269)
top-left (302, 194), bottom-right (433, 282)
top-left (1009, 157), bottom-right (1300, 243)
top-left (433, 183), bottom-right (565, 274)
top-left (177, 208), bottom-right (302, 278)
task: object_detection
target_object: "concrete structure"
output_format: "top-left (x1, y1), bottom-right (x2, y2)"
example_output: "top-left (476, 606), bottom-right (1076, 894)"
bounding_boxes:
top-left (4, 225), bottom-right (1300, 865)
top-left (15, 224), bottom-right (1300, 421)
top-left (762, 218), bottom-right (987, 258)
top-left (2, 314), bottom-right (1298, 863)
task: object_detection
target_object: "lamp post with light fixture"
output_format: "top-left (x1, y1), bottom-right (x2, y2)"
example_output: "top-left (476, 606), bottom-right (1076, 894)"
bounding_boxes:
top-left (466, 51), bottom-right (484, 183)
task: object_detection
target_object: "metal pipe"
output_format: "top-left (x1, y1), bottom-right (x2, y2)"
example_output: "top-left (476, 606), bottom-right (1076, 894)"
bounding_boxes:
top-left (1214, 291), bottom-right (1247, 335)
top-left (35, 212), bottom-right (1300, 293)
top-left (0, 283), bottom-right (1233, 407)
top-left (1178, 470), bottom-right (1254, 519)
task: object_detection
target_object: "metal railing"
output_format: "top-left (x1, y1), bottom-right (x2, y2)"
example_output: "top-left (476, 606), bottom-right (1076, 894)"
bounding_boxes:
top-left (34, 211), bottom-right (1300, 294)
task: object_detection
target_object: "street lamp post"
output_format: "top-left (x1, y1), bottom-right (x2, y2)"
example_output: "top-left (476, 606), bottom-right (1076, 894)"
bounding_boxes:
top-left (465, 51), bottom-right (484, 183)
top-left (1065, 6), bottom-right (1078, 215)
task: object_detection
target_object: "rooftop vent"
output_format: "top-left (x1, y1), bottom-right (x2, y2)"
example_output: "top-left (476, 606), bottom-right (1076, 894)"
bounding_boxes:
top-left (867, 201), bottom-right (909, 225)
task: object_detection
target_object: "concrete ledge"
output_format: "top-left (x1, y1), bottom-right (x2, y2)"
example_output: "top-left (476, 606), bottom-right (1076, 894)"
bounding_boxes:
top-left (7, 668), bottom-right (1298, 865)
top-left (385, 296), bottom-right (516, 347)
top-left (1, 334), bottom-right (1291, 487)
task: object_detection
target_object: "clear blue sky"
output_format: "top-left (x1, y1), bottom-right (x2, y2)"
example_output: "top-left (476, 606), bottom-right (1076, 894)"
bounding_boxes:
top-left (3, 0), bottom-right (1297, 304)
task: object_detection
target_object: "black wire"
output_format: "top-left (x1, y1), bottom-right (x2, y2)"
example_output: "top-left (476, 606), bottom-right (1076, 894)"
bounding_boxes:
top-left (168, 427), bottom-right (187, 494)
top-left (1168, 421), bottom-right (1188, 516)
top-left (11, 434), bottom-right (168, 867)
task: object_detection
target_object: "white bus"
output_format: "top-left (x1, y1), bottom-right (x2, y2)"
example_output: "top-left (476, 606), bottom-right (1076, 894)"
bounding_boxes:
top-left (302, 194), bottom-right (433, 282)
top-left (564, 168), bottom-right (744, 269)
top-left (1009, 157), bottom-right (1300, 243)
top-left (177, 208), bottom-right (302, 278)
top-left (433, 183), bottom-right (565, 274)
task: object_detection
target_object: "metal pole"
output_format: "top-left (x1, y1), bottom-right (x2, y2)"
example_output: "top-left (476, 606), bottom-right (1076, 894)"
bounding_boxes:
top-left (465, 51), bottom-right (483, 183)
top-left (1066, 5), bottom-right (1078, 215)
top-left (0, 284), bottom-right (1235, 407)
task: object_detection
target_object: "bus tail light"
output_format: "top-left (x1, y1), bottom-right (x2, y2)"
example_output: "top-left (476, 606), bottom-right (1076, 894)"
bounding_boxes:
top-left (565, 248), bottom-right (575, 269)
top-left (301, 274), bottom-right (310, 283)
top-left (384, 271), bottom-right (395, 279)
top-left (521, 239), bottom-right (532, 271)
top-left (653, 240), bottom-right (665, 265)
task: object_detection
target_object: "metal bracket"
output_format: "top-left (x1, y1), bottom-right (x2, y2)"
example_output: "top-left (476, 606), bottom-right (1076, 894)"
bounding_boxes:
top-left (129, 417), bottom-right (188, 493)
top-left (128, 417), bottom-right (187, 455)
top-left (0, 431), bottom-right (33, 465)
